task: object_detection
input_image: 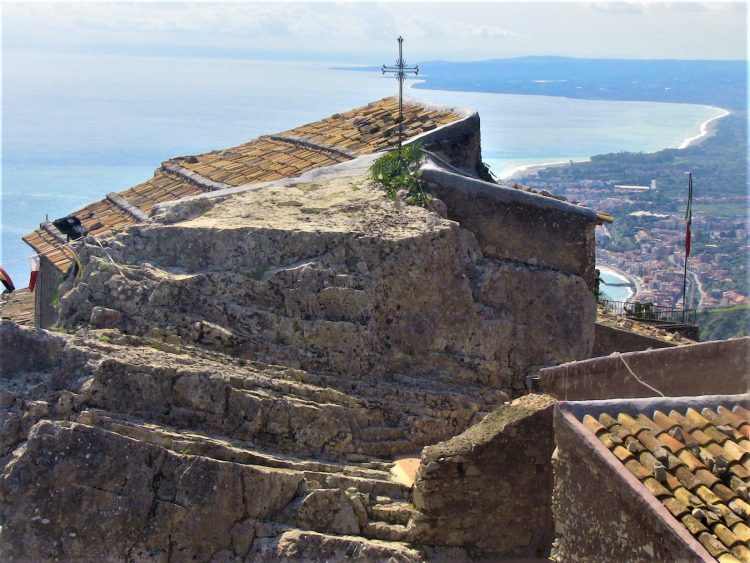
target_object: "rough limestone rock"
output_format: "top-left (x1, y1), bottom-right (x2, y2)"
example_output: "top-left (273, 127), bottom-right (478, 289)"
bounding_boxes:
top-left (89, 305), bottom-right (123, 328)
top-left (1, 161), bottom-right (595, 560)
top-left (0, 324), bottom-right (484, 561)
top-left (1, 420), bottom-right (301, 561)
top-left (287, 488), bottom-right (361, 535)
top-left (58, 175), bottom-right (594, 395)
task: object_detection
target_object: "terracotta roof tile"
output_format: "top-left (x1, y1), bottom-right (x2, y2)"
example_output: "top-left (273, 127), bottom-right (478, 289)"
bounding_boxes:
top-left (23, 97), bottom-right (463, 271)
top-left (686, 408), bottom-right (713, 431)
top-left (732, 522), bottom-right (750, 543)
top-left (582, 414), bottom-right (606, 435)
top-left (636, 413), bottom-right (666, 435)
top-left (699, 532), bottom-right (729, 558)
top-left (624, 458), bottom-right (652, 480)
top-left (586, 402), bottom-right (750, 558)
top-left (732, 407), bottom-right (750, 424)
top-left (720, 407), bottom-right (750, 430)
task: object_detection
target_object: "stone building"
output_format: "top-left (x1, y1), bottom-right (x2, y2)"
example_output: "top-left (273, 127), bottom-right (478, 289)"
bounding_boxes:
top-left (1, 96), bottom-right (745, 561)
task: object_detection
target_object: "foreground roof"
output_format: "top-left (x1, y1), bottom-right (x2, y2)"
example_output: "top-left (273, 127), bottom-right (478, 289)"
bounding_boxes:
top-left (23, 97), bottom-right (462, 271)
top-left (580, 399), bottom-right (750, 561)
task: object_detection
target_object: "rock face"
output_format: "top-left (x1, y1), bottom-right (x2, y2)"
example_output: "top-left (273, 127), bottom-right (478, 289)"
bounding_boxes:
top-left (0, 326), bottom-right (438, 561)
top-left (57, 174), bottom-right (594, 395)
top-left (1, 158), bottom-right (596, 560)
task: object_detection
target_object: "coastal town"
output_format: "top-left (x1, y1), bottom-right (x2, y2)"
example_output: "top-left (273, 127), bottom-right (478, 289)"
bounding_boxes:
top-left (512, 120), bottom-right (748, 311)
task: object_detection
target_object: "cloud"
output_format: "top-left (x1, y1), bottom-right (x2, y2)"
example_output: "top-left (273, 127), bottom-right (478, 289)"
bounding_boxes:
top-left (2, 1), bottom-right (744, 61)
top-left (467, 24), bottom-right (519, 38)
top-left (5, 3), bottom-right (374, 39)
top-left (589, 2), bottom-right (646, 15)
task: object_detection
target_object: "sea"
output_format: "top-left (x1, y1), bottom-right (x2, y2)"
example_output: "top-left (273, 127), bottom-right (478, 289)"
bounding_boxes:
top-left (1, 51), bottom-right (725, 287)
top-left (598, 267), bottom-right (634, 302)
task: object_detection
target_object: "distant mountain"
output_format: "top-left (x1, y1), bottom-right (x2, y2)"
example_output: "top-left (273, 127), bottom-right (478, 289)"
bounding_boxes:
top-left (337, 56), bottom-right (747, 110)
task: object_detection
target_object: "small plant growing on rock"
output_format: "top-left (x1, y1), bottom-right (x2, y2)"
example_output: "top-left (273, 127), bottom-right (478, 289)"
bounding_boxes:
top-left (369, 144), bottom-right (429, 207)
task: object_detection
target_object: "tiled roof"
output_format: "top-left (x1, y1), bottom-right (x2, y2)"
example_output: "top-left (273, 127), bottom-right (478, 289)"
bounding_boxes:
top-left (168, 137), bottom-right (351, 187)
top-left (277, 97), bottom-right (456, 154)
top-left (584, 405), bottom-right (750, 562)
top-left (22, 97), bottom-right (461, 273)
top-left (120, 171), bottom-right (205, 215)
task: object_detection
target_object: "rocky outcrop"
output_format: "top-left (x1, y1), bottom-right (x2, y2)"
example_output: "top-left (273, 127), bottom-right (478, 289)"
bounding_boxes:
top-left (0, 323), bottom-right (92, 468)
top-left (1, 156), bottom-right (596, 559)
top-left (0, 326), bottom-right (437, 561)
top-left (57, 174), bottom-right (594, 395)
top-left (410, 394), bottom-right (557, 559)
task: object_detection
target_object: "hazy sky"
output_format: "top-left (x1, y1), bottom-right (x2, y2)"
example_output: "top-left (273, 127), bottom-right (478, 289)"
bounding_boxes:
top-left (2, 1), bottom-right (747, 62)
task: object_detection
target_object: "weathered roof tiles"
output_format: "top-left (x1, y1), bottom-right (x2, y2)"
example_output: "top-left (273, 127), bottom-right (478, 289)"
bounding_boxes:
top-left (585, 405), bottom-right (750, 562)
top-left (22, 96), bottom-right (462, 272)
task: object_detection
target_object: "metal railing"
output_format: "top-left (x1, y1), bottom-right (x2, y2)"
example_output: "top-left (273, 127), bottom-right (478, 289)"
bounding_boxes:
top-left (600, 299), bottom-right (697, 325)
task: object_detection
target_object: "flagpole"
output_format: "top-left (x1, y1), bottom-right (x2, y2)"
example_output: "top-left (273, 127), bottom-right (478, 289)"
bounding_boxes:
top-left (682, 172), bottom-right (692, 322)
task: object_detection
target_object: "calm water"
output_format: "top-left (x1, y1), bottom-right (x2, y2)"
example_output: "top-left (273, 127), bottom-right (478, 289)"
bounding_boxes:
top-left (598, 267), bottom-right (634, 302)
top-left (1, 52), bottom-right (722, 285)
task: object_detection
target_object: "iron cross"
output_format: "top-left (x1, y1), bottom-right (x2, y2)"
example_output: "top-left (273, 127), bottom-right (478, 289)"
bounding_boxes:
top-left (382, 36), bottom-right (419, 157)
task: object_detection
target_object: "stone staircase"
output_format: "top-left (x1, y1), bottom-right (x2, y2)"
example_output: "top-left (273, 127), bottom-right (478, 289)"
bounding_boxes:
top-left (1, 330), bottom-right (506, 559)
top-left (64, 403), bottom-right (419, 557)
top-left (0, 322), bottom-right (509, 560)
top-left (84, 334), bottom-right (503, 462)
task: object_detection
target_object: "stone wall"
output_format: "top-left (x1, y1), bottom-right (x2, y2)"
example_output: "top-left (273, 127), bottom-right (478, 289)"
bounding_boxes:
top-left (593, 321), bottom-right (677, 356)
top-left (553, 403), bottom-right (713, 560)
top-left (410, 394), bottom-right (556, 559)
top-left (539, 337), bottom-right (749, 401)
top-left (413, 110), bottom-right (484, 178)
top-left (421, 163), bottom-right (599, 288)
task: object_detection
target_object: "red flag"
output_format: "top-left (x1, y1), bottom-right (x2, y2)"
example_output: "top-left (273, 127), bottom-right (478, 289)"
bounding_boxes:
top-left (685, 219), bottom-right (692, 258)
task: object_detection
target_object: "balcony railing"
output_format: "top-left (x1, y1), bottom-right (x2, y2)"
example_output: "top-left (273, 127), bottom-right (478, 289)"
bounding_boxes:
top-left (600, 299), bottom-right (697, 325)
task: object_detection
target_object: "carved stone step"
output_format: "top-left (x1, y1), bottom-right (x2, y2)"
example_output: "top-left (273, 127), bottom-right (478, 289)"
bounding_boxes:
top-left (357, 438), bottom-right (419, 458)
top-left (75, 410), bottom-right (395, 483)
top-left (366, 501), bottom-right (415, 526)
top-left (362, 521), bottom-right (410, 542)
top-left (300, 471), bottom-right (412, 501)
top-left (359, 425), bottom-right (408, 441)
top-left (247, 528), bottom-right (422, 561)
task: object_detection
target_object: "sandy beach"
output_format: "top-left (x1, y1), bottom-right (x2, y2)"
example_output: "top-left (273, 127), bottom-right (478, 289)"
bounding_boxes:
top-left (500, 105), bottom-right (730, 181)
top-left (677, 106), bottom-right (730, 149)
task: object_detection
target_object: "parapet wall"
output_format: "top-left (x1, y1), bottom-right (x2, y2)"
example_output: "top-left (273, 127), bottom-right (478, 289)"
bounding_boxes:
top-left (410, 394), bottom-right (557, 558)
top-left (539, 337), bottom-right (749, 400)
top-left (593, 321), bottom-right (677, 356)
top-left (410, 109), bottom-right (483, 177)
top-left (421, 163), bottom-right (598, 287)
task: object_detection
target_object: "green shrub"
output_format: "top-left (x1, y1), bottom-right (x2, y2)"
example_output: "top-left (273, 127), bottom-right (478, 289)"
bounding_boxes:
top-left (369, 144), bottom-right (429, 207)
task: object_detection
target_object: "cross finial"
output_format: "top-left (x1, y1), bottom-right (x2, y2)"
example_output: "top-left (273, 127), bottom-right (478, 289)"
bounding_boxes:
top-left (382, 36), bottom-right (419, 159)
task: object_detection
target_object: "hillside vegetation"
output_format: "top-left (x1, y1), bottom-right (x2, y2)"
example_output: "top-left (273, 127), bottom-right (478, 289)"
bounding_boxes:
top-left (697, 305), bottom-right (750, 341)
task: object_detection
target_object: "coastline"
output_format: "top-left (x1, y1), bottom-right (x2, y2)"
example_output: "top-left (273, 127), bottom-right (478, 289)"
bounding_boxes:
top-left (499, 104), bottom-right (730, 181)
top-left (677, 106), bottom-right (730, 149)
top-left (597, 264), bottom-right (639, 302)
top-left (499, 159), bottom-right (588, 181)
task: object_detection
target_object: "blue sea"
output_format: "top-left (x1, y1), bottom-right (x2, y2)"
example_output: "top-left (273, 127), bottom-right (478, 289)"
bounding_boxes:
top-left (1, 51), bottom-right (723, 286)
